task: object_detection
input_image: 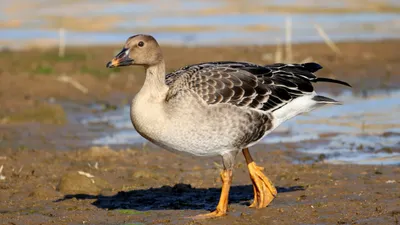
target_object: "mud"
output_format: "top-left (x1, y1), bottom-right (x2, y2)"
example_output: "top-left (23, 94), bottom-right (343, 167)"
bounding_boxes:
top-left (0, 146), bottom-right (399, 225)
top-left (0, 40), bottom-right (399, 224)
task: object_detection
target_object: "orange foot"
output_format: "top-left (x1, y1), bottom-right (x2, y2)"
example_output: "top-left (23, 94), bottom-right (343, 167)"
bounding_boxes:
top-left (248, 162), bottom-right (277, 208)
top-left (242, 148), bottom-right (277, 208)
top-left (191, 170), bottom-right (232, 219)
top-left (191, 209), bottom-right (226, 219)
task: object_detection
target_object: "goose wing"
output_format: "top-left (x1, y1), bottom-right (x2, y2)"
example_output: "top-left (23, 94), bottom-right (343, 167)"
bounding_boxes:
top-left (166, 61), bottom-right (350, 112)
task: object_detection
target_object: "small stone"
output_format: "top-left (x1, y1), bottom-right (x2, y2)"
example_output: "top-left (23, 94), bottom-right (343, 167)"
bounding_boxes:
top-left (57, 171), bottom-right (111, 195)
top-left (29, 186), bottom-right (61, 199)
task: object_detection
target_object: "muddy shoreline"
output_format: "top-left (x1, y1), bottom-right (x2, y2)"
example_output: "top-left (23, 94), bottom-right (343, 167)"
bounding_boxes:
top-left (0, 146), bottom-right (399, 224)
top-left (0, 40), bottom-right (399, 224)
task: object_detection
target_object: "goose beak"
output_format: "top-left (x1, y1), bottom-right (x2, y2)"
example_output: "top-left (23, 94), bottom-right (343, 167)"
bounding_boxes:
top-left (106, 48), bottom-right (134, 68)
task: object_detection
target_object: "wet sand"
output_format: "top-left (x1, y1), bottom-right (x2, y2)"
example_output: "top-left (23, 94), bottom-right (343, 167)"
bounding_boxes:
top-left (0, 146), bottom-right (399, 225)
top-left (0, 40), bottom-right (399, 224)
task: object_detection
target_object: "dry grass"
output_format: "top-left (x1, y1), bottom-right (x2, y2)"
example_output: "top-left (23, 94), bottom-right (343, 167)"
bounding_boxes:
top-left (314, 24), bottom-right (342, 56)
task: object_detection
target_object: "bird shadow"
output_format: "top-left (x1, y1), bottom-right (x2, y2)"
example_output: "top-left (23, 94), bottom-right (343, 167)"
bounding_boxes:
top-left (55, 184), bottom-right (305, 211)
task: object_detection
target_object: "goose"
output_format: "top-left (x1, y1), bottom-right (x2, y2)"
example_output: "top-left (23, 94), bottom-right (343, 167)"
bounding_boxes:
top-left (106, 34), bottom-right (351, 219)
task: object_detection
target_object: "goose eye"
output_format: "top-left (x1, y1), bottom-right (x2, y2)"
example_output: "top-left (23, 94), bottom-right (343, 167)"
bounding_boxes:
top-left (138, 41), bottom-right (145, 47)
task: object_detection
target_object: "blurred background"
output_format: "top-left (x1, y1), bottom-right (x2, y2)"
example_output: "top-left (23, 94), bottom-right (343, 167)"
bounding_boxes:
top-left (1, 0), bottom-right (400, 48)
top-left (0, 0), bottom-right (399, 165)
top-left (0, 1), bottom-right (400, 223)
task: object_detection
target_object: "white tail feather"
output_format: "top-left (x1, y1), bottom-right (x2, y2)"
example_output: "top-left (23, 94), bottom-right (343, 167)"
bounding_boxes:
top-left (271, 94), bottom-right (320, 128)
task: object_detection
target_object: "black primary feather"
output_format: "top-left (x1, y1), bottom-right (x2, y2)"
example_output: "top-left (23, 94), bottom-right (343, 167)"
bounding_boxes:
top-left (314, 77), bottom-right (352, 87)
top-left (312, 95), bottom-right (341, 104)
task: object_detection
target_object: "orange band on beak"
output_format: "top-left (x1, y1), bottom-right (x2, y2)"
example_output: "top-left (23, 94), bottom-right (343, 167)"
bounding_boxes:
top-left (110, 58), bottom-right (120, 66)
top-left (106, 48), bottom-right (133, 68)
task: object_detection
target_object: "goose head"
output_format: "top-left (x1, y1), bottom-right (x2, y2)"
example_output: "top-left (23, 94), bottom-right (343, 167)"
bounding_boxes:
top-left (106, 34), bottom-right (163, 68)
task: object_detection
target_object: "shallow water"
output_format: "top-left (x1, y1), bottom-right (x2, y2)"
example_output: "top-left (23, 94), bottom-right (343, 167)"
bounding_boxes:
top-left (82, 89), bottom-right (400, 165)
top-left (1, 0), bottom-right (400, 47)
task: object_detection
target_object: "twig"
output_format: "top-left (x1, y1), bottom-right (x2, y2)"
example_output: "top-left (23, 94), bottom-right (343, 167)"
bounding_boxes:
top-left (285, 16), bottom-right (292, 62)
top-left (88, 162), bottom-right (99, 170)
top-left (314, 24), bottom-right (341, 55)
top-left (57, 75), bottom-right (88, 94)
top-left (59, 28), bottom-right (65, 57)
top-left (0, 165), bottom-right (5, 180)
top-left (78, 171), bottom-right (94, 178)
top-left (213, 162), bottom-right (223, 170)
top-left (275, 38), bottom-right (283, 63)
top-left (18, 165), bottom-right (23, 174)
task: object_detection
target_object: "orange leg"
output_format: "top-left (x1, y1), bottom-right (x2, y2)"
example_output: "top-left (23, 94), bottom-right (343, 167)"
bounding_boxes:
top-left (243, 148), bottom-right (277, 208)
top-left (192, 169), bottom-right (232, 219)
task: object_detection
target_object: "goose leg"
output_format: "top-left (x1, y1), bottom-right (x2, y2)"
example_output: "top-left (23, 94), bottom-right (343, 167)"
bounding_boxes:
top-left (192, 152), bottom-right (235, 219)
top-left (242, 148), bottom-right (277, 208)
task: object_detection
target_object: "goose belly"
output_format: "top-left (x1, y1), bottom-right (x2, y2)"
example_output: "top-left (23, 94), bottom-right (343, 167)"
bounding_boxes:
top-left (157, 104), bottom-right (274, 156)
top-left (156, 120), bottom-right (235, 157)
top-left (131, 94), bottom-right (275, 156)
